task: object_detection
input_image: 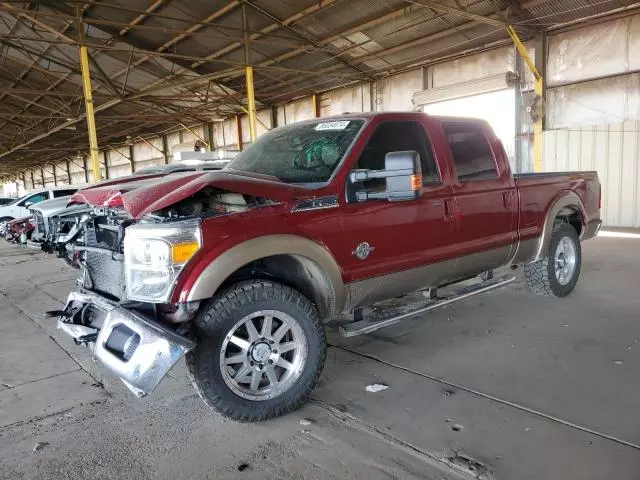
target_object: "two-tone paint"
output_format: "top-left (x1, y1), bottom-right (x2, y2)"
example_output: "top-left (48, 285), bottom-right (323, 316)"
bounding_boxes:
top-left (72, 112), bottom-right (602, 319)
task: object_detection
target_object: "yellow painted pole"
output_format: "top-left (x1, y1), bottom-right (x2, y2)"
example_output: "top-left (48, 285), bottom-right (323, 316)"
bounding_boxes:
top-left (79, 45), bottom-right (101, 182)
top-left (533, 78), bottom-right (544, 173)
top-left (506, 25), bottom-right (544, 172)
top-left (245, 65), bottom-right (257, 142)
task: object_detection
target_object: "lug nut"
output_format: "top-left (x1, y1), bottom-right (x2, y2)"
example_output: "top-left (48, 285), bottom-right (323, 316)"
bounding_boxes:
top-left (259, 364), bottom-right (264, 370)
top-left (272, 349), bottom-right (277, 354)
top-left (268, 360), bottom-right (273, 364)
top-left (250, 361), bottom-right (254, 366)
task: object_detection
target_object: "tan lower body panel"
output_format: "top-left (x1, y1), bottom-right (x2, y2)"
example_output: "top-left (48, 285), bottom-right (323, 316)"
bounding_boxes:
top-left (347, 245), bottom-right (513, 311)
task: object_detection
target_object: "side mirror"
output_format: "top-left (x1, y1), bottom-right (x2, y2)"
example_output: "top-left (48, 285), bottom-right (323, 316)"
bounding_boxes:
top-left (350, 151), bottom-right (422, 202)
top-left (24, 201), bottom-right (33, 208)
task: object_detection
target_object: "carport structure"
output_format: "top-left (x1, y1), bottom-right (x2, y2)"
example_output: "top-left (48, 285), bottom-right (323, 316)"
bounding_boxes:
top-left (0, 0), bottom-right (631, 184)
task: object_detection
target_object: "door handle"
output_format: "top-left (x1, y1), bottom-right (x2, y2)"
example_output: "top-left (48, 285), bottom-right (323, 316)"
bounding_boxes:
top-left (443, 199), bottom-right (456, 222)
top-left (503, 191), bottom-right (512, 209)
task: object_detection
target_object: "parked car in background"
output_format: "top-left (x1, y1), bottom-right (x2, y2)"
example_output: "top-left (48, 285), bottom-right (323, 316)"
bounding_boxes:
top-left (0, 197), bottom-right (16, 206)
top-left (0, 186), bottom-right (77, 235)
top-left (3, 216), bottom-right (34, 244)
top-left (29, 163), bottom-right (231, 253)
top-left (28, 196), bottom-right (90, 251)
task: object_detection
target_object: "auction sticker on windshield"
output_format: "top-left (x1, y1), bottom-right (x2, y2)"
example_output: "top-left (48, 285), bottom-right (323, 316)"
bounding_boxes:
top-left (314, 121), bottom-right (350, 131)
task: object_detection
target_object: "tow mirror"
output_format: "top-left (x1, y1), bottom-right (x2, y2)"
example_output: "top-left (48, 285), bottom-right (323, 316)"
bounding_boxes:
top-left (349, 150), bottom-right (422, 202)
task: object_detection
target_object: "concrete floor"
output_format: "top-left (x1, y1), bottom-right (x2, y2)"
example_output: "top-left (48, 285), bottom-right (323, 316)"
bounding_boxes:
top-left (0, 235), bottom-right (639, 479)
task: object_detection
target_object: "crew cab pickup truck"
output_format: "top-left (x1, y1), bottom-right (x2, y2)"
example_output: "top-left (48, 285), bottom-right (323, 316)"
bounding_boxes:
top-left (54, 112), bottom-right (601, 422)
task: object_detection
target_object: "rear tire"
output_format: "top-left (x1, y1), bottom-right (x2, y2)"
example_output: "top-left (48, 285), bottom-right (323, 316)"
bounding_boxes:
top-left (186, 280), bottom-right (326, 422)
top-left (524, 223), bottom-right (581, 297)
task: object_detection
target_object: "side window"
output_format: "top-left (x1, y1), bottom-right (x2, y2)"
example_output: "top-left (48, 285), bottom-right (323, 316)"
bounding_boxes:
top-left (443, 123), bottom-right (498, 181)
top-left (354, 121), bottom-right (440, 187)
top-left (19, 192), bottom-right (48, 206)
top-left (53, 189), bottom-right (77, 198)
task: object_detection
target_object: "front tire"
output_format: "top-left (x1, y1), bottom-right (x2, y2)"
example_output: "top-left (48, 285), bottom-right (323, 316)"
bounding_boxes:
top-left (186, 280), bottom-right (326, 422)
top-left (524, 223), bottom-right (581, 297)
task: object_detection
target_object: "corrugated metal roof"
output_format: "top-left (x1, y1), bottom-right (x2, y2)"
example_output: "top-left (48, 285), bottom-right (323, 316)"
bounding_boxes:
top-left (0, 0), bottom-right (635, 175)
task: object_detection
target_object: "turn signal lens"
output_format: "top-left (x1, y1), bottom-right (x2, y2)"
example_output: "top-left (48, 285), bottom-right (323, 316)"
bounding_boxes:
top-left (411, 174), bottom-right (421, 191)
top-left (171, 241), bottom-right (199, 264)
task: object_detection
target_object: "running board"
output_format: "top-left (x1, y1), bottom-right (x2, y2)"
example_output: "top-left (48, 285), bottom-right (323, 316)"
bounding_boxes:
top-left (339, 275), bottom-right (516, 338)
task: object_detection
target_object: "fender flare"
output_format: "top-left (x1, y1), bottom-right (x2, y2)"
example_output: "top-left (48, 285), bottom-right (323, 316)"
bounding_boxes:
top-left (185, 234), bottom-right (346, 317)
top-left (532, 191), bottom-right (586, 262)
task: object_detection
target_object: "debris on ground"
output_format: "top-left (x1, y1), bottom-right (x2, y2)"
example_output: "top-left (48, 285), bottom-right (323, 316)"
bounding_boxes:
top-left (237, 463), bottom-right (249, 472)
top-left (299, 418), bottom-right (314, 426)
top-left (613, 360), bottom-right (624, 365)
top-left (451, 423), bottom-right (464, 432)
top-left (32, 442), bottom-right (49, 453)
top-left (365, 383), bottom-right (389, 393)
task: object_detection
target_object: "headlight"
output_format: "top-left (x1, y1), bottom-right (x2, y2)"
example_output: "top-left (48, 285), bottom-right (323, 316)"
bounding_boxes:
top-left (124, 219), bottom-right (201, 302)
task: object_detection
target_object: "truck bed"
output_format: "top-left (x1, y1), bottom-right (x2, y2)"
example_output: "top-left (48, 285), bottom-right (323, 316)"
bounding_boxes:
top-left (514, 170), bottom-right (601, 242)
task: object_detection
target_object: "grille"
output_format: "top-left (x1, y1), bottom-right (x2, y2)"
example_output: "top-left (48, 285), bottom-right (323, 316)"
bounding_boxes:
top-left (33, 211), bottom-right (45, 236)
top-left (84, 227), bottom-right (125, 300)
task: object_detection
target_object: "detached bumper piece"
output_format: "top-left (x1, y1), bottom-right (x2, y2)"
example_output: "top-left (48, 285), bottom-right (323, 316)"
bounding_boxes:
top-left (54, 290), bottom-right (196, 397)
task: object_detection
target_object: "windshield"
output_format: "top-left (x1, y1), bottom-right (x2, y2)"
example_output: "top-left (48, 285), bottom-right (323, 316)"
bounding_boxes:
top-left (8, 194), bottom-right (27, 206)
top-left (226, 119), bottom-right (365, 184)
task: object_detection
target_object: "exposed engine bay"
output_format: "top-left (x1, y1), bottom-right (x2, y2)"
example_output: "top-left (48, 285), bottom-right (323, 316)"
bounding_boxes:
top-left (57, 188), bottom-right (270, 325)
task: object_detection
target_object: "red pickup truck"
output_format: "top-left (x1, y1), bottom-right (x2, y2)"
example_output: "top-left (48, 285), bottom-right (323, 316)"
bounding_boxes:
top-left (55, 112), bottom-right (601, 422)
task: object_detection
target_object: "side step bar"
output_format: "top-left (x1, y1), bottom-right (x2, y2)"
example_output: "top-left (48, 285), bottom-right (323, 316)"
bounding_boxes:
top-left (339, 274), bottom-right (516, 338)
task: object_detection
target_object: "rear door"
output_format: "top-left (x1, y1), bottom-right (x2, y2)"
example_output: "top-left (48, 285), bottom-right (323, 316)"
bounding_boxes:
top-left (339, 117), bottom-right (456, 305)
top-left (440, 121), bottom-right (517, 274)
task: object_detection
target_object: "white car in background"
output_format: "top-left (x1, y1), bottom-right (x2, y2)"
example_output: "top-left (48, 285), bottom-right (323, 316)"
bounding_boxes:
top-left (0, 186), bottom-right (78, 236)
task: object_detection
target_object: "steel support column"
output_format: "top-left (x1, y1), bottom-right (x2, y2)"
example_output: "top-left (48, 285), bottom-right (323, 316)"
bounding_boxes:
top-left (79, 45), bottom-right (101, 182)
top-left (129, 144), bottom-right (135, 173)
top-left (30, 171), bottom-right (35, 190)
top-left (104, 150), bottom-right (111, 179)
top-left (236, 115), bottom-right (243, 150)
top-left (162, 134), bottom-right (169, 164)
top-left (82, 155), bottom-right (89, 183)
top-left (66, 160), bottom-right (72, 184)
top-left (507, 26), bottom-right (543, 172)
top-left (514, 49), bottom-right (523, 174)
top-left (312, 94), bottom-right (320, 117)
top-left (243, 4), bottom-right (257, 142)
top-left (245, 66), bottom-right (257, 142)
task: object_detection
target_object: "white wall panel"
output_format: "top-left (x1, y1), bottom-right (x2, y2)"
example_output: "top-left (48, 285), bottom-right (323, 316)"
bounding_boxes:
top-left (543, 120), bottom-right (640, 227)
top-left (548, 17), bottom-right (630, 87)
top-left (376, 69), bottom-right (423, 111)
top-left (547, 73), bottom-right (640, 129)
top-left (319, 84), bottom-right (371, 116)
top-left (284, 97), bottom-right (314, 123)
top-left (431, 47), bottom-right (513, 88)
top-left (256, 109), bottom-right (272, 137)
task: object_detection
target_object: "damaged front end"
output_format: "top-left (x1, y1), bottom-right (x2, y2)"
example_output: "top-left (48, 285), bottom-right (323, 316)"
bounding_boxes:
top-left (56, 291), bottom-right (195, 396)
top-left (53, 185), bottom-right (268, 396)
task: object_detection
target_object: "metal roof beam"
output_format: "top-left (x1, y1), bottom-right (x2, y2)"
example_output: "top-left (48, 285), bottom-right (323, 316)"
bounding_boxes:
top-left (118, 0), bottom-right (167, 36)
top-left (401, 0), bottom-right (507, 27)
top-left (243, 0), bottom-right (374, 81)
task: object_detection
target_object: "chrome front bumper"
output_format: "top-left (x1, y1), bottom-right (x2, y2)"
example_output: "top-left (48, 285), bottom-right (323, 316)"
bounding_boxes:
top-left (58, 290), bottom-right (196, 397)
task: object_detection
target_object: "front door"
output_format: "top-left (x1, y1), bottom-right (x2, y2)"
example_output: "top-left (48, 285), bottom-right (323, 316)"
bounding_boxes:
top-left (339, 118), bottom-right (455, 307)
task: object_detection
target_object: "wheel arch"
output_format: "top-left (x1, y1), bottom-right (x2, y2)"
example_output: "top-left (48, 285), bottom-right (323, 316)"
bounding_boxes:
top-left (532, 191), bottom-right (586, 262)
top-left (184, 235), bottom-right (346, 320)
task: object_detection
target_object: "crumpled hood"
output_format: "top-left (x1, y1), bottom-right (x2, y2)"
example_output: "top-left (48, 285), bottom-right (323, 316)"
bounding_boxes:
top-left (71, 170), bottom-right (311, 218)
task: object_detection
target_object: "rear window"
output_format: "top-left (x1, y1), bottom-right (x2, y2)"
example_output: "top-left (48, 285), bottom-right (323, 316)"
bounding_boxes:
top-left (443, 123), bottom-right (498, 181)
